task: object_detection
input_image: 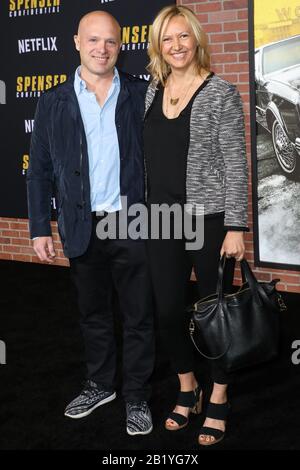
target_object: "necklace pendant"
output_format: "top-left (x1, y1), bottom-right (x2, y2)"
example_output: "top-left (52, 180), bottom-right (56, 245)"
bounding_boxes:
top-left (170, 97), bottom-right (179, 106)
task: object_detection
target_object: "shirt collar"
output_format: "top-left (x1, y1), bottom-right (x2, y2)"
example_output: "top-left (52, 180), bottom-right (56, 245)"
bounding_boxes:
top-left (74, 66), bottom-right (120, 97)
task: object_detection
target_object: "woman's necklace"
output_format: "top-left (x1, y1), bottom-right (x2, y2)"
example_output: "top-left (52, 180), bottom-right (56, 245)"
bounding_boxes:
top-left (170, 96), bottom-right (180, 106)
top-left (165, 75), bottom-right (197, 118)
top-left (168, 75), bottom-right (197, 105)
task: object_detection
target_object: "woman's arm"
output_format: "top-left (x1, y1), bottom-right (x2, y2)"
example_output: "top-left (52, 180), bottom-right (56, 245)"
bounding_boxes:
top-left (219, 84), bottom-right (249, 230)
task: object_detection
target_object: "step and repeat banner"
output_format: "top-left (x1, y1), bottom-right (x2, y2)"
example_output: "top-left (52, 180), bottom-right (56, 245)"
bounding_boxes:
top-left (0, 0), bottom-right (173, 218)
top-left (249, 0), bottom-right (300, 270)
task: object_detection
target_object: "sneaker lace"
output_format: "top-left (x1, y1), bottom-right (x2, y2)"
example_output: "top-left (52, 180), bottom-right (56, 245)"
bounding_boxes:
top-left (81, 380), bottom-right (99, 398)
top-left (127, 401), bottom-right (148, 414)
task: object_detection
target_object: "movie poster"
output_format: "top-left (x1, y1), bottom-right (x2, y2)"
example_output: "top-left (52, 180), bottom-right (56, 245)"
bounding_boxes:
top-left (249, 0), bottom-right (300, 269)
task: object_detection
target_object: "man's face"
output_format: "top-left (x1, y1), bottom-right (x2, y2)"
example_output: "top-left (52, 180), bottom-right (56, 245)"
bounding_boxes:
top-left (74, 15), bottom-right (121, 78)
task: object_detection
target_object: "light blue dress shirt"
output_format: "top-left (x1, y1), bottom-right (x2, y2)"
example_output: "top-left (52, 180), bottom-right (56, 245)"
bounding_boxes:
top-left (74, 66), bottom-right (121, 213)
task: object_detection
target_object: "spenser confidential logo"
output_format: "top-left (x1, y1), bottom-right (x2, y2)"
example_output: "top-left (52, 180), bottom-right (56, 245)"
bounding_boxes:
top-left (9, 0), bottom-right (61, 17)
top-left (121, 24), bottom-right (152, 51)
top-left (16, 74), bottom-right (67, 98)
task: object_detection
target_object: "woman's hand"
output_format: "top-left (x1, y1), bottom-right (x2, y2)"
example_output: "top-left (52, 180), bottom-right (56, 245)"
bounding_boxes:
top-left (220, 231), bottom-right (245, 261)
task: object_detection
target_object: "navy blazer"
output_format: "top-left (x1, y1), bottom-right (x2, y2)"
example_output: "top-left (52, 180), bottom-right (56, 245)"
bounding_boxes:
top-left (27, 71), bottom-right (147, 258)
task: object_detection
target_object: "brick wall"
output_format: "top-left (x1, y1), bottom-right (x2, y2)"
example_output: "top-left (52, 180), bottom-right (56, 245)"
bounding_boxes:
top-left (0, 0), bottom-right (300, 292)
top-left (0, 219), bottom-right (69, 266)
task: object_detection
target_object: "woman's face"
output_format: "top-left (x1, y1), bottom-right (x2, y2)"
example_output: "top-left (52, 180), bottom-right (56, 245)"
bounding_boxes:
top-left (161, 15), bottom-right (198, 72)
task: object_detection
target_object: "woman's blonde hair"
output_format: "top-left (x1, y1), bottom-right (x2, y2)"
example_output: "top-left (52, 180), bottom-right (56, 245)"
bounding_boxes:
top-left (147, 5), bottom-right (210, 85)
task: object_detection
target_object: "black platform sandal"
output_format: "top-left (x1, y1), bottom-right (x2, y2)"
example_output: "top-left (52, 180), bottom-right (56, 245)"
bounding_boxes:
top-left (165, 386), bottom-right (202, 431)
top-left (198, 402), bottom-right (230, 445)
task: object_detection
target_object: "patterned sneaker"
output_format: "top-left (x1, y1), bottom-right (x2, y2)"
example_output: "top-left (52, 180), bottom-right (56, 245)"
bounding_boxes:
top-left (64, 380), bottom-right (116, 419)
top-left (126, 401), bottom-right (153, 436)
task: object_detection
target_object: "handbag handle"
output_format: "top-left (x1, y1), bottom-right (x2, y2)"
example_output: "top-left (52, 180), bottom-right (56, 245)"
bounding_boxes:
top-left (218, 255), bottom-right (278, 311)
top-left (189, 318), bottom-right (232, 360)
top-left (217, 255), bottom-right (255, 301)
top-left (240, 258), bottom-right (280, 312)
top-left (216, 255), bottom-right (228, 303)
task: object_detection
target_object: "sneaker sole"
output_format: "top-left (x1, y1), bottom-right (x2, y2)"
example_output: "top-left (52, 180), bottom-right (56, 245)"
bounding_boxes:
top-left (126, 424), bottom-right (153, 436)
top-left (64, 392), bottom-right (116, 419)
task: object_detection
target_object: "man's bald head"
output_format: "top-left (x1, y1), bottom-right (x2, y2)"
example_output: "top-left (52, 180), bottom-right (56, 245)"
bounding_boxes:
top-left (74, 10), bottom-right (122, 79)
top-left (77, 11), bottom-right (121, 41)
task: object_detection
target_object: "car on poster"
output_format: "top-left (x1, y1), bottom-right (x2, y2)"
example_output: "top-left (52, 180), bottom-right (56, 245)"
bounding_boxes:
top-left (255, 34), bottom-right (300, 178)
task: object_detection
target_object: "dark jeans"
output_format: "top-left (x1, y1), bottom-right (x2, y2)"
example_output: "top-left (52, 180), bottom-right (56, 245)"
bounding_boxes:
top-left (69, 214), bottom-right (155, 402)
top-left (147, 214), bottom-right (235, 385)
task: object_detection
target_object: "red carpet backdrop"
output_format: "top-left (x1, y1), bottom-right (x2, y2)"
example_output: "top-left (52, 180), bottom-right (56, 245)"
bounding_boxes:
top-left (0, 0), bottom-right (174, 218)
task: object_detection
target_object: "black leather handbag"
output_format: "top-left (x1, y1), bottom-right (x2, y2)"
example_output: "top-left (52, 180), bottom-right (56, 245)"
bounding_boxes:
top-left (189, 256), bottom-right (287, 373)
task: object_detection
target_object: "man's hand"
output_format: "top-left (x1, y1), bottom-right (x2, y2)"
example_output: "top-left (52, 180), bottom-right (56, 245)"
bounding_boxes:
top-left (220, 231), bottom-right (245, 261)
top-left (33, 236), bottom-right (56, 264)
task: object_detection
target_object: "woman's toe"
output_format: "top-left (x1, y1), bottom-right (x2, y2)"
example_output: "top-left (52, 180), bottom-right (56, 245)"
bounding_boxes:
top-left (199, 434), bottom-right (215, 444)
top-left (166, 419), bottom-right (176, 427)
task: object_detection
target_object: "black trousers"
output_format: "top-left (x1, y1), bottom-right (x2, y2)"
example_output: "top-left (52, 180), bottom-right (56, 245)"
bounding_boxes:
top-left (147, 215), bottom-right (235, 385)
top-left (69, 215), bottom-right (155, 402)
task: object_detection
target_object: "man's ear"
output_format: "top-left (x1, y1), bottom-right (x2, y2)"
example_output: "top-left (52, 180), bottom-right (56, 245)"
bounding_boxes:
top-left (74, 35), bottom-right (80, 51)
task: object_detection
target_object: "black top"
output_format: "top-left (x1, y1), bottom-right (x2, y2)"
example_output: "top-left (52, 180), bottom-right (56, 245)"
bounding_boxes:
top-left (144, 74), bottom-right (213, 207)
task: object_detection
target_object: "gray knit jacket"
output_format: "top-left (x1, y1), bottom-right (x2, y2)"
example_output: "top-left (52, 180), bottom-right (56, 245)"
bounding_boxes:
top-left (144, 74), bottom-right (249, 229)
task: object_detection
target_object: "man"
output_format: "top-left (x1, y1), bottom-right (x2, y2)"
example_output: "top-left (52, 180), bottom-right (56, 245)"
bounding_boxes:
top-left (27, 11), bottom-right (155, 436)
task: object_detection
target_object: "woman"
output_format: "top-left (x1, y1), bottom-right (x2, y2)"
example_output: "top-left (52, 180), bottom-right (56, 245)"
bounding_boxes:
top-left (144, 5), bottom-right (249, 446)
